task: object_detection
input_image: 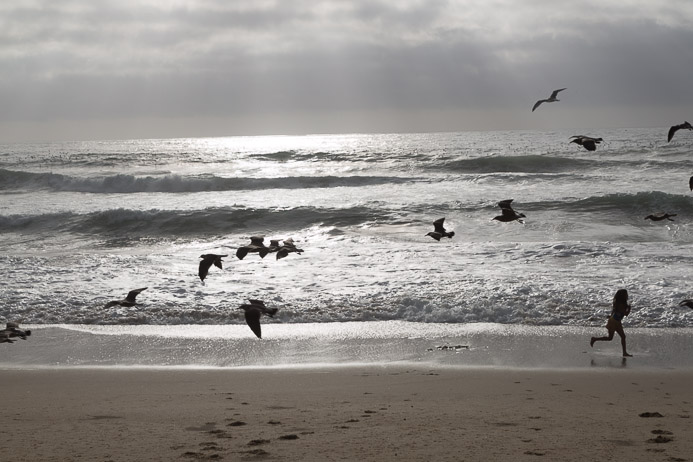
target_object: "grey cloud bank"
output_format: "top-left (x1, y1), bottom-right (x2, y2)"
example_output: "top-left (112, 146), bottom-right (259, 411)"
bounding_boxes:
top-left (1, 0), bottom-right (692, 142)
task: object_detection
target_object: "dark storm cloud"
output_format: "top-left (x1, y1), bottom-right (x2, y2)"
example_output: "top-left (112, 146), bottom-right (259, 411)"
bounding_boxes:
top-left (1, 0), bottom-right (692, 140)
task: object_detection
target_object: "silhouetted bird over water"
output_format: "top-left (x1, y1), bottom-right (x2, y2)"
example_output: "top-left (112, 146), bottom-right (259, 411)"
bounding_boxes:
top-left (1, 322), bottom-right (31, 343)
top-left (570, 135), bottom-right (603, 151)
top-left (199, 254), bottom-right (227, 282)
top-left (679, 299), bottom-right (693, 309)
top-left (426, 218), bottom-right (455, 241)
top-left (493, 200), bottom-right (526, 223)
top-left (276, 238), bottom-right (304, 260)
top-left (104, 287), bottom-right (148, 308)
top-left (688, 176), bottom-right (692, 191)
top-left (644, 213), bottom-right (676, 222)
top-left (236, 236), bottom-right (270, 260)
top-left (238, 299), bottom-right (279, 338)
top-left (667, 121), bottom-right (692, 142)
top-left (532, 88), bottom-right (566, 112)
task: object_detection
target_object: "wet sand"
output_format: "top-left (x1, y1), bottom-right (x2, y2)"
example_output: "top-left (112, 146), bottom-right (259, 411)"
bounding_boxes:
top-left (2, 366), bottom-right (692, 461)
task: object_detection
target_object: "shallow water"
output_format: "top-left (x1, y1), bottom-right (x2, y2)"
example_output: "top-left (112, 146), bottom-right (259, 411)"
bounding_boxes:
top-left (1, 130), bottom-right (692, 327)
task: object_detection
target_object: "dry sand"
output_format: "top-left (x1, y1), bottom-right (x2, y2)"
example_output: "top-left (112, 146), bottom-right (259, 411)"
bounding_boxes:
top-left (1, 366), bottom-right (692, 461)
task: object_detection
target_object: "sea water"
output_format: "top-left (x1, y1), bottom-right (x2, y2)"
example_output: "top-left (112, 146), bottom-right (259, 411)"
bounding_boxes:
top-left (1, 129), bottom-right (692, 367)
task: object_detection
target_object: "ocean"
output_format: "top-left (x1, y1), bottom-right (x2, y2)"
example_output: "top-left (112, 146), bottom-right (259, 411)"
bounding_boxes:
top-left (1, 129), bottom-right (692, 368)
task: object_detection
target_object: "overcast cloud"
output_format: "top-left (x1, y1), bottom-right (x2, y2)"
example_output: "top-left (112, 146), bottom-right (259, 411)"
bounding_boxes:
top-left (1, 0), bottom-right (693, 141)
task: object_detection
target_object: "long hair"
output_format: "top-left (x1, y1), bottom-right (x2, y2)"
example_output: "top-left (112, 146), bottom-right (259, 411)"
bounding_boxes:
top-left (613, 289), bottom-right (629, 308)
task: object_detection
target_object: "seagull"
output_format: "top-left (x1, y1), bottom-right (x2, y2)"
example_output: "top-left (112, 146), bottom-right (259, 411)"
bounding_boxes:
top-left (493, 199), bottom-right (526, 223)
top-left (238, 299), bottom-right (279, 338)
top-left (667, 121), bottom-right (692, 142)
top-left (532, 88), bottom-right (566, 112)
top-left (104, 287), bottom-right (148, 308)
top-left (426, 218), bottom-right (455, 241)
top-left (570, 135), bottom-right (603, 152)
top-left (688, 175), bottom-right (692, 191)
top-left (644, 213), bottom-right (676, 222)
top-left (0, 322), bottom-right (31, 343)
top-left (679, 299), bottom-right (693, 309)
top-left (199, 254), bottom-right (227, 282)
top-left (236, 236), bottom-right (269, 260)
top-left (276, 238), bottom-right (304, 260)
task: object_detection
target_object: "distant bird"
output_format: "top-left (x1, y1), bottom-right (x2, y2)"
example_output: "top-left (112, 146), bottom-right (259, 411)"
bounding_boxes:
top-left (236, 236), bottom-right (269, 260)
top-left (644, 213), bottom-right (676, 222)
top-left (679, 299), bottom-right (693, 309)
top-left (570, 135), bottom-right (603, 152)
top-left (199, 254), bottom-right (227, 282)
top-left (1, 322), bottom-right (31, 343)
top-left (532, 88), bottom-right (566, 112)
top-left (667, 121), bottom-right (692, 142)
top-left (493, 199), bottom-right (526, 223)
top-left (238, 299), bottom-right (278, 338)
top-left (276, 238), bottom-right (304, 260)
top-left (426, 218), bottom-right (455, 241)
top-left (688, 175), bottom-right (692, 191)
top-left (104, 287), bottom-right (148, 308)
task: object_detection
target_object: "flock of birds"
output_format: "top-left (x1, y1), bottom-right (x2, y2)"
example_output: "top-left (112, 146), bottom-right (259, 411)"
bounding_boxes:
top-left (3, 88), bottom-right (693, 344)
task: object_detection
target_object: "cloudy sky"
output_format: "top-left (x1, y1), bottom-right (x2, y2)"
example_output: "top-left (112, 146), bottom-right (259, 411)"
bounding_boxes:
top-left (2, 0), bottom-right (693, 142)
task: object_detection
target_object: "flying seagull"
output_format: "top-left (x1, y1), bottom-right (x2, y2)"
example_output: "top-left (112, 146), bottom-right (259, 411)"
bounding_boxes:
top-left (426, 218), bottom-right (455, 241)
top-left (104, 287), bottom-right (148, 308)
top-left (1, 322), bottom-right (31, 343)
top-left (276, 238), bottom-right (304, 260)
top-left (679, 299), bottom-right (693, 309)
top-left (532, 88), bottom-right (566, 112)
top-left (199, 254), bottom-right (227, 282)
top-left (644, 213), bottom-right (676, 222)
top-left (689, 176), bottom-right (693, 191)
top-left (236, 236), bottom-right (269, 260)
top-left (493, 199), bottom-right (526, 223)
top-left (238, 299), bottom-right (278, 338)
top-left (570, 135), bottom-right (603, 152)
top-left (667, 121), bottom-right (692, 142)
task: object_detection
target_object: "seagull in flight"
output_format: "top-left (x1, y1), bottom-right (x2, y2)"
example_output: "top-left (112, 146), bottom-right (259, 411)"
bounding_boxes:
top-left (238, 299), bottom-right (279, 338)
top-left (426, 218), bottom-right (455, 241)
top-left (532, 88), bottom-right (566, 112)
top-left (570, 135), bottom-right (603, 152)
top-left (199, 254), bottom-right (227, 282)
top-left (493, 199), bottom-right (526, 224)
top-left (667, 121), bottom-right (692, 142)
top-left (104, 288), bottom-right (148, 308)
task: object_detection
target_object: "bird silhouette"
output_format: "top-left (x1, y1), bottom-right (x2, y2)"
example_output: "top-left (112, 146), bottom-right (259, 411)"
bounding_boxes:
top-left (236, 236), bottom-right (269, 260)
top-left (667, 121), bottom-right (692, 142)
top-left (493, 200), bottom-right (526, 223)
top-left (679, 299), bottom-right (693, 309)
top-left (644, 213), bottom-right (676, 222)
top-left (426, 218), bottom-right (455, 241)
top-left (1, 322), bottom-right (31, 343)
top-left (570, 135), bottom-right (603, 151)
top-left (532, 88), bottom-right (566, 112)
top-left (238, 299), bottom-right (278, 338)
top-left (276, 238), bottom-right (304, 260)
top-left (104, 288), bottom-right (148, 308)
top-left (199, 254), bottom-right (227, 282)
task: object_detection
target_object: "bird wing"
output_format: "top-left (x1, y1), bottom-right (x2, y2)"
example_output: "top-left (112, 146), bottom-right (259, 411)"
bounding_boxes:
top-left (213, 256), bottom-right (225, 270)
top-left (498, 199), bottom-right (515, 210)
top-left (583, 140), bottom-right (597, 151)
top-left (276, 248), bottom-right (289, 260)
top-left (668, 125), bottom-right (678, 142)
top-left (689, 176), bottom-right (693, 191)
top-left (249, 236), bottom-right (265, 245)
top-left (199, 259), bottom-right (213, 281)
top-left (501, 208), bottom-right (518, 219)
top-left (235, 247), bottom-right (249, 260)
top-left (243, 308), bottom-right (262, 338)
top-left (125, 287), bottom-right (147, 303)
top-left (432, 218), bottom-right (446, 233)
top-left (532, 99), bottom-right (545, 112)
top-left (550, 88), bottom-right (566, 98)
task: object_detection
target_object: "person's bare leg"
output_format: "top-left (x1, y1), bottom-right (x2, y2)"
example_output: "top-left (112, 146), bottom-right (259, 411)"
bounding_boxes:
top-left (591, 330), bottom-right (614, 347)
top-left (616, 327), bottom-right (631, 357)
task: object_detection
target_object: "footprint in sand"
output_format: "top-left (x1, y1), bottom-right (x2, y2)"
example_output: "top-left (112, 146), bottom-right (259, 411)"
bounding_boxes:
top-left (639, 412), bottom-right (664, 418)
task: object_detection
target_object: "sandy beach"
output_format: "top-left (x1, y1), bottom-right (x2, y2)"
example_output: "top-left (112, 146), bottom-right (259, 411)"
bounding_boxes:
top-left (2, 366), bottom-right (691, 461)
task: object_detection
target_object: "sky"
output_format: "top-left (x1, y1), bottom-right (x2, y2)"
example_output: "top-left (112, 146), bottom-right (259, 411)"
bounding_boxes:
top-left (1, 0), bottom-right (693, 142)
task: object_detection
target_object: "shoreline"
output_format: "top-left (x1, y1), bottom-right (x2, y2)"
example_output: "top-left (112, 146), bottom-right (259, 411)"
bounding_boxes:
top-left (3, 366), bottom-right (692, 461)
